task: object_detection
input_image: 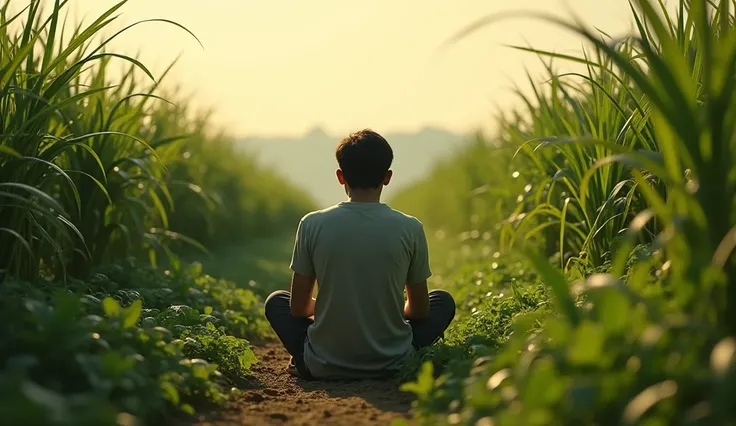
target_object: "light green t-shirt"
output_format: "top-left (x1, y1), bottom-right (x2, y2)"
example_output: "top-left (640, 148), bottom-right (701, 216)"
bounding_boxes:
top-left (289, 201), bottom-right (432, 380)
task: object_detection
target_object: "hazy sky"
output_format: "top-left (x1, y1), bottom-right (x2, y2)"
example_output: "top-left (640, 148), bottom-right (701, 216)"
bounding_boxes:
top-left (54, 0), bottom-right (633, 137)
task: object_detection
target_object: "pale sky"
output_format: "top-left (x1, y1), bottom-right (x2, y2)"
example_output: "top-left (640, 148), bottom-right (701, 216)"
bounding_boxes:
top-left (50, 0), bottom-right (633, 137)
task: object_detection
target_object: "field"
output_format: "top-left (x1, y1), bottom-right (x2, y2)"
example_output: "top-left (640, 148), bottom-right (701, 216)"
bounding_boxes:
top-left (2, 0), bottom-right (736, 425)
top-left (389, 1), bottom-right (736, 424)
top-left (0, 1), bottom-right (311, 424)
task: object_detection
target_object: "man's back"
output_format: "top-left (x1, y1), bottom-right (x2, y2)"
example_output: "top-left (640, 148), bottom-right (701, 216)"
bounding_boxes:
top-left (263, 129), bottom-right (454, 381)
top-left (290, 201), bottom-right (431, 379)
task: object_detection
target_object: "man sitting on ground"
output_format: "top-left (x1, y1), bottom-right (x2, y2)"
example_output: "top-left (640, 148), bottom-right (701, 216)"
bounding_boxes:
top-left (264, 129), bottom-right (456, 380)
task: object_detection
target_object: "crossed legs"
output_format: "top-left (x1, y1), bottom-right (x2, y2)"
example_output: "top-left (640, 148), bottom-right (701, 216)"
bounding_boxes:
top-left (264, 289), bottom-right (456, 379)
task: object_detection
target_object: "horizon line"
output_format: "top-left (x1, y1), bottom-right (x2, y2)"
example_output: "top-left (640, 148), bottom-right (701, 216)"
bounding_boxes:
top-left (234, 124), bottom-right (484, 141)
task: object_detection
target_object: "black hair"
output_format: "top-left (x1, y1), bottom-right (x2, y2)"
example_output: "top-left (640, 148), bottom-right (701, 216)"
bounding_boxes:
top-left (335, 129), bottom-right (393, 189)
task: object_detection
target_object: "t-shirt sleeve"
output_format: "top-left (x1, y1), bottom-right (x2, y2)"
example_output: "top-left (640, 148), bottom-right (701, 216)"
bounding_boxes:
top-left (406, 221), bottom-right (432, 284)
top-left (289, 217), bottom-right (315, 277)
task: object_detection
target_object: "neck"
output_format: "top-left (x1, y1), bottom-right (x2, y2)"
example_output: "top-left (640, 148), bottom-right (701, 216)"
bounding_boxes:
top-left (346, 188), bottom-right (382, 203)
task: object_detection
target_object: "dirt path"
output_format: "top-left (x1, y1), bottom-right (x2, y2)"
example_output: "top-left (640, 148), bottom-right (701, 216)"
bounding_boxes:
top-left (193, 343), bottom-right (414, 426)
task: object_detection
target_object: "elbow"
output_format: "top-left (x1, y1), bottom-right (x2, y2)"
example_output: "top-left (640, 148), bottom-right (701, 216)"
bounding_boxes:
top-left (290, 305), bottom-right (308, 318)
top-left (413, 309), bottom-right (430, 320)
top-left (414, 298), bottom-right (431, 320)
top-left (406, 304), bottom-right (430, 320)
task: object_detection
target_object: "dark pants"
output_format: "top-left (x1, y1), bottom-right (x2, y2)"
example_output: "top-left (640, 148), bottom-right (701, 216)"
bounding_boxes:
top-left (264, 289), bottom-right (456, 379)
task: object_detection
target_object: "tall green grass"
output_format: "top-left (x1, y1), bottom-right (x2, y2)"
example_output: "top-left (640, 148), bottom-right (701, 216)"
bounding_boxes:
top-left (0, 0), bottom-right (314, 281)
top-left (0, 2), bottom-right (313, 422)
top-left (490, 0), bottom-right (736, 327)
top-left (398, 0), bottom-right (736, 424)
top-left (497, 46), bottom-right (662, 271)
top-left (0, 0), bottom-right (196, 279)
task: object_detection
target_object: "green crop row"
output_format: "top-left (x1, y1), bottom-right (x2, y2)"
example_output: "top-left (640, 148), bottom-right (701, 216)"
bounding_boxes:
top-left (0, 2), bottom-right (310, 424)
top-left (393, 0), bottom-right (736, 424)
top-left (0, 0), bottom-right (313, 282)
top-left (0, 260), bottom-right (269, 425)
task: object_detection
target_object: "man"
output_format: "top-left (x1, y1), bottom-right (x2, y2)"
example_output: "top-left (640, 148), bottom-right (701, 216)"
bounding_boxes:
top-left (264, 129), bottom-right (455, 380)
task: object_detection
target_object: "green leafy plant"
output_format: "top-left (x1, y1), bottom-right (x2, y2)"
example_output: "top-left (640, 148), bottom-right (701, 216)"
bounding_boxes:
top-left (398, 0), bottom-right (736, 424)
top-left (0, 259), bottom-right (267, 425)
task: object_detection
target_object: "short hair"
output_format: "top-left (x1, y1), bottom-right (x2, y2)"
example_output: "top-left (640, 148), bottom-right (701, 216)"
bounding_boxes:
top-left (335, 129), bottom-right (393, 189)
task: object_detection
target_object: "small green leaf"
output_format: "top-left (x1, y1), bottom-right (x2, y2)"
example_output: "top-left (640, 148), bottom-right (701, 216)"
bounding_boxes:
top-left (238, 349), bottom-right (257, 370)
top-left (204, 306), bottom-right (213, 315)
top-left (160, 381), bottom-right (179, 405)
top-left (399, 362), bottom-right (435, 398)
top-left (102, 297), bottom-right (121, 318)
top-left (123, 299), bottom-right (142, 329)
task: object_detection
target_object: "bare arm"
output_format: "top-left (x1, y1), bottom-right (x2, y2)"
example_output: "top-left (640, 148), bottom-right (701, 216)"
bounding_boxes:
top-left (290, 272), bottom-right (316, 318)
top-left (405, 220), bottom-right (432, 319)
top-left (288, 217), bottom-right (316, 318)
top-left (404, 280), bottom-right (430, 320)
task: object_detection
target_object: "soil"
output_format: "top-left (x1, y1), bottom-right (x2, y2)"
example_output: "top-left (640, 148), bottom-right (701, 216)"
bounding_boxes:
top-left (191, 342), bottom-right (414, 426)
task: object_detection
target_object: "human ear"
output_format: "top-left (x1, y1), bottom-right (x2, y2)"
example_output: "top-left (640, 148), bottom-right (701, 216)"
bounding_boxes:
top-left (383, 170), bottom-right (393, 186)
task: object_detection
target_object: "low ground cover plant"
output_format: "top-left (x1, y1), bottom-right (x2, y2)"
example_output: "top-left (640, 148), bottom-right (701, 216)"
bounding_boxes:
top-left (0, 260), bottom-right (268, 426)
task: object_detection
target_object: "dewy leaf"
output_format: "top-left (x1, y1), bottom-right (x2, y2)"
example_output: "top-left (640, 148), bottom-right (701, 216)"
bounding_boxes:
top-left (123, 299), bottom-right (142, 329)
top-left (102, 297), bottom-right (121, 318)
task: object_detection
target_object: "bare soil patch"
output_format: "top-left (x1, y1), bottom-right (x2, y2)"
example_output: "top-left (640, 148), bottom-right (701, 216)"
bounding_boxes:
top-left (191, 342), bottom-right (414, 426)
